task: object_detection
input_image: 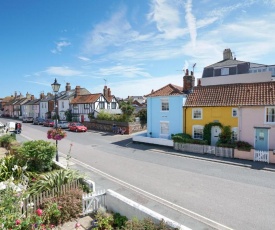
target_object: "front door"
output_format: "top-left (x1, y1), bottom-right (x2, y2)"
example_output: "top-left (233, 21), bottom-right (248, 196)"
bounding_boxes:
top-left (211, 126), bottom-right (221, 146)
top-left (255, 128), bottom-right (269, 151)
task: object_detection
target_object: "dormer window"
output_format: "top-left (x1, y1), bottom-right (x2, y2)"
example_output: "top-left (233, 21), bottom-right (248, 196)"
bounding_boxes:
top-left (221, 68), bottom-right (229, 76)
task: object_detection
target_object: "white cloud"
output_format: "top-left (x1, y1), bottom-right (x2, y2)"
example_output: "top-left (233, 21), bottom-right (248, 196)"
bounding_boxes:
top-left (185, 0), bottom-right (197, 47)
top-left (147, 0), bottom-right (186, 39)
top-left (78, 56), bottom-right (90, 61)
top-left (96, 64), bottom-right (152, 78)
top-left (45, 66), bottom-right (82, 76)
top-left (51, 41), bottom-right (71, 54)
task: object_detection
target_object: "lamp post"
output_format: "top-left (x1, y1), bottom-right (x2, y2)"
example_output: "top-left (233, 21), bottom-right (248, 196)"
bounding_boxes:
top-left (51, 78), bottom-right (61, 161)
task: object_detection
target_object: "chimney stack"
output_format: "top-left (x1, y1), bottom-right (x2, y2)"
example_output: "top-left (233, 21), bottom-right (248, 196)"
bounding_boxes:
top-left (40, 92), bottom-right (45, 99)
top-left (75, 86), bottom-right (80, 98)
top-left (183, 69), bottom-right (195, 93)
top-left (108, 88), bottom-right (111, 97)
top-left (31, 95), bottom-right (35, 100)
top-left (66, 83), bottom-right (71, 91)
top-left (14, 91), bottom-right (17, 98)
top-left (223, 48), bottom-right (233, 60)
top-left (103, 86), bottom-right (108, 97)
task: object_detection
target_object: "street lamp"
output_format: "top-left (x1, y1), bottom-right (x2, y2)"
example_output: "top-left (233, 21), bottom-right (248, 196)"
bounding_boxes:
top-left (51, 78), bottom-right (61, 161)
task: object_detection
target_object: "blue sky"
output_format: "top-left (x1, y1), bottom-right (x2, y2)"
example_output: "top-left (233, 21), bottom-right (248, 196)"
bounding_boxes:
top-left (1, 0), bottom-right (275, 99)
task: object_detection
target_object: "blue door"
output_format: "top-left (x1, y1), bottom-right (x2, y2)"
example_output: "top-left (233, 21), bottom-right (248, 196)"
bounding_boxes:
top-left (255, 128), bottom-right (269, 151)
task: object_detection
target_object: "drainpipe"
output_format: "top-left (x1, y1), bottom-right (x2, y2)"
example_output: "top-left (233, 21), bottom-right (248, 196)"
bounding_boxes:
top-left (238, 106), bottom-right (241, 141)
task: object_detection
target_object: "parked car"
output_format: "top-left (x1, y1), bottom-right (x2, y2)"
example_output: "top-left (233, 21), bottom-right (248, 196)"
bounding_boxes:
top-left (68, 122), bottom-right (87, 132)
top-left (22, 117), bottom-right (34, 123)
top-left (43, 119), bottom-right (54, 127)
top-left (33, 117), bottom-right (45, 125)
top-left (58, 121), bottom-right (69, 129)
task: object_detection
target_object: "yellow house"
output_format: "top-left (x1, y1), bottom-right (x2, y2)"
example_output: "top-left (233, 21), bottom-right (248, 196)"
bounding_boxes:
top-left (184, 84), bottom-right (239, 145)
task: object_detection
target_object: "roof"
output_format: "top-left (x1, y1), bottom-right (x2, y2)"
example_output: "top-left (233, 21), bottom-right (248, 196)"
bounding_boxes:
top-left (144, 84), bottom-right (183, 97)
top-left (70, 93), bottom-right (101, 104)
top-left (205, 59), bottom-right (247, 68)
top-left (185, 81), bottom-right (275, 107)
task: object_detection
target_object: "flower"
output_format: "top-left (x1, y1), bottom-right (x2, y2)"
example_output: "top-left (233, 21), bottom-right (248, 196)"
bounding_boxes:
top-left (16, 219), bottom-right (21, 225)
top-left (47, 128), bottom-right (67, 140)
top-left (36, 208), bottom-right (43, 216)
top-left (75, 222), bottom-right (81, 229)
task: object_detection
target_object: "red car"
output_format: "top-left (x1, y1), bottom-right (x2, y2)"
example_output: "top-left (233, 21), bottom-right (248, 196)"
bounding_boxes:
top-left (69, 122), bottom-right (87, 132)
top-left (43, 119), bottom-right (54, 127)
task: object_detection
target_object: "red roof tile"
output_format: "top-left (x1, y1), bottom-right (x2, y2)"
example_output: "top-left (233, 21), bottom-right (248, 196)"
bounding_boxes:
top-left (185, 82), bottom-right (275, 106)
top-left (145, 84), bottom-right (183, 97)
top-left (70, 94), bottom-right (101, 104)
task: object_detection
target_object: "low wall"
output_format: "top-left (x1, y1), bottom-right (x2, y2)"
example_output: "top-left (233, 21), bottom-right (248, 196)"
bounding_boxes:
top-left (234, 149), bottom-right (254, 161)
top-left (83, 120), bottom-right (146, 135)
top-left (106, 189), bottom-right (190, 230)
top-left (270, 151), bottom-right (275, 164)
top-left (132, 133), bottom-right (174, 147)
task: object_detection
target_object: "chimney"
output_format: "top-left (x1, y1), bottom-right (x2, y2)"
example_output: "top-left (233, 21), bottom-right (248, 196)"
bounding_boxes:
top-left (103, 86), bottom-right (108, 97)
top-left (26, 92), bottom-right (31, 99)
top-left (31, 95), bottom-right (34, 100)
top-left (75, 86), bottom-right (80, 98)
top-left (40, 92), bottom-right (45, 99)
top-left (108, 88), bottom-right (111, 97)
top-left (223, 48), bottom-right (233, 60)
top-left (183, 69), bottom-right (195, 93)
top-left (66, 83), bottom-right (71, 91)
top-left (14, 91), bottom-right (17, 98)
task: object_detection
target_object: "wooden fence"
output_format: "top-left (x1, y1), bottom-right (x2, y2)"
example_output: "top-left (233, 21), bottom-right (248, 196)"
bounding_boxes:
top-left (22, 180), bottom-right (80, 214)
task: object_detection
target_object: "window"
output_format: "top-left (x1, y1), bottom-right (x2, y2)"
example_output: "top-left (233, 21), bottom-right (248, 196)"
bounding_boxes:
top-left (193, 125), bottom-right (203, 139)
top-left (161, 98), bottom-right (169, 111)
top-left (84, 104), bottom-right (89, 109)
top-left (62, 102), bottom-right (64, 108)
top-left (266, 107), bottom-right (275, 123)
top-left (111, 102), bottom-right (116, 109)
top-left (192, 108), bottom-right (202, 119)
top-left (160, 122), bottom-right (169, 135)
top-left (232, 108), bottom-right (238, 117)
top-left (99, 102), bottom-right (105, 109)
top-left (258, 69), bottom-right (261, 72)
top-left (221, 68), bottom-right (229, 75)
top-left (232, 127), bottom-right (238, 141)
top-left (73, 105), bottom-right (78, 111)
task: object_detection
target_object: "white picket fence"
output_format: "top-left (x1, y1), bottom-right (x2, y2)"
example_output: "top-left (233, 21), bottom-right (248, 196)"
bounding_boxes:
top-left (82, 190), bottom-right (106, 215)
top-left (254, 150), bottom-right (269, 163)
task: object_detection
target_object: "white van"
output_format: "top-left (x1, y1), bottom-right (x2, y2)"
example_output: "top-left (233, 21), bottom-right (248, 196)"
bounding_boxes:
top-left (5, 122), bottom-right (22, 134)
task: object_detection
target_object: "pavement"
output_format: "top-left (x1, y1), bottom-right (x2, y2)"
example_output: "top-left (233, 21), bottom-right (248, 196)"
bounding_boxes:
top-left (57, 215), bottom-right (94, 230)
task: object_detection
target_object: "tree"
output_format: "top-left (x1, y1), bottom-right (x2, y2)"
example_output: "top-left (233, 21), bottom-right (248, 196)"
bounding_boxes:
top-left (119, 100), bottom-right (135, 122)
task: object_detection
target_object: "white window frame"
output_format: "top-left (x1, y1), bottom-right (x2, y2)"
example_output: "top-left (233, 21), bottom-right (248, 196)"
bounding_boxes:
top-left (221, 68), bottom-right (229, 76)
top-left (192, 108), bottom-right (202, 119)
top-left (160, 121), bottom-right (169, 137)
top-left (84, 103), bottom-right (89, 109)
top-left (111, 102), bottom-right (116, 109)
top-left (232, 108), bottom-right (238, 117)
top-left (161, 98), bottom-right (169, 111)
top-left (232, 127), bottom-right (238, 141)
top-left (192, 125), bottom-right (204, 140)
top-left (265, 107), bottom-right (275, 123)
top-left (99, 102), bottom-right (105, 109)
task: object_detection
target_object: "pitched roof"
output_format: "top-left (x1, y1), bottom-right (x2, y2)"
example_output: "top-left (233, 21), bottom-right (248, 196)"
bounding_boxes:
top-left (144, 84), bottom-right (183, 97)
top-left (185, 81), bottom-right (275, 107)
top-left (70, 94), bottom-right (101, 104)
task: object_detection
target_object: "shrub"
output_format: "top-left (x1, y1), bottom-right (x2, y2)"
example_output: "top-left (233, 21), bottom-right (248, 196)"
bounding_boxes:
top-left (236, 141), bottom-right (253, 151)
top-left (40, 188), bottom-right (82, 225)
top-left (113, 212), bottom-right (128, 229)
top-left (171, 133), bottom-right (192, 143)
top-left (93, 207), bottom-right (114, 230)
top-left (28, 169), bottom-right (83, 195)
top-left (16, 140), bottom-right (55, 172)
top-left (124, 217), bottom-right (174, 230)
top-left (137, 108), bottom-right (147, 125)
top-left (0, 134), bottom-right (16, 148)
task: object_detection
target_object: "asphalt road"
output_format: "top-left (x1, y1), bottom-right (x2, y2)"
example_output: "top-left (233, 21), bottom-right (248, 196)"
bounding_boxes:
top-left (2, 118), bottom-right (275, 230)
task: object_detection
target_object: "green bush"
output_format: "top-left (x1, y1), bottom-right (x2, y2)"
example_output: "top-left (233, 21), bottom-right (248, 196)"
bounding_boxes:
top-left (137, 108), bottom-right (147, 125)
top-left (0, 134), bottom-right (16, 148)
top-left (28, 169), bottom-right (83, 195)
top-left (93, 207), bottom-right (114, 230)
top-left (16, 140), bottom-right (56, 172)
top-left (236, 141), bottom-right (253, 151)
top-left (113, 212), bottom-right (128, 229)
top-left (171, 133), bottom-right (207, 145)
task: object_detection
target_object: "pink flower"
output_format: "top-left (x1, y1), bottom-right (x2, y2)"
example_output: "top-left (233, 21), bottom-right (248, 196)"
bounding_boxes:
top-left (16, 219), bottom-right (21, 225)
top-left (75, 222), bottom-right (81, 229)
top-left (36, 208), bottom-right (43, 216)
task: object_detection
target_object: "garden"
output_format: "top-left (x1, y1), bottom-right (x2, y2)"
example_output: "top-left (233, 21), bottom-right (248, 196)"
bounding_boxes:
top-left (0, 134), bottom-right (177, 230)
